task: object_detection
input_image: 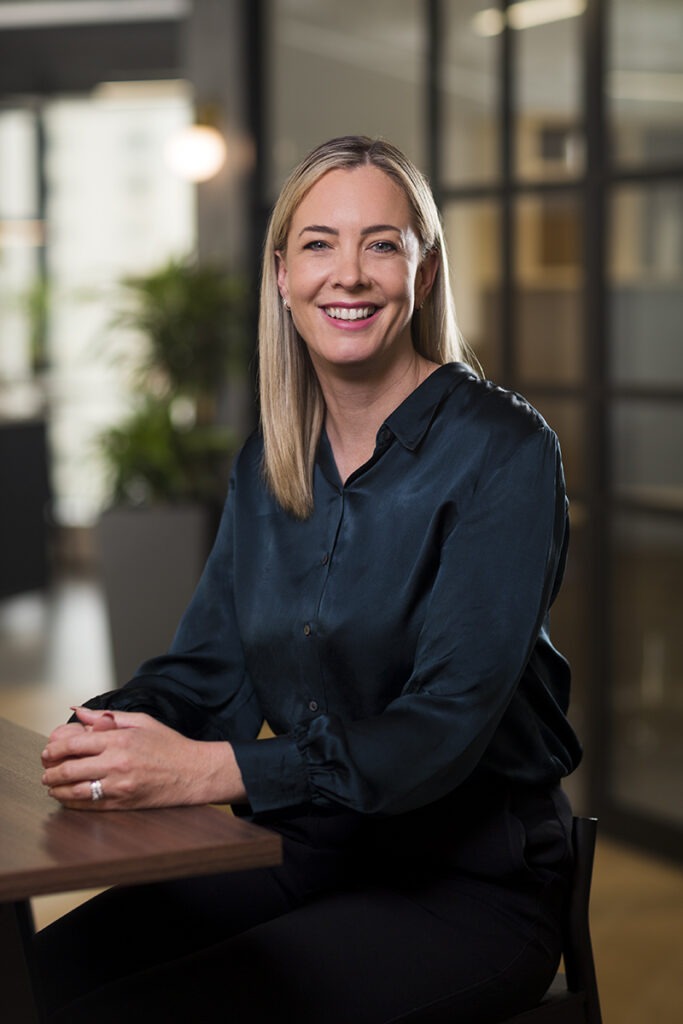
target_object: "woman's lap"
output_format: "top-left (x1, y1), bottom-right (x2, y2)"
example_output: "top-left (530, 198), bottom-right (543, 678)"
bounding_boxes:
top-left (37, 854), bottom-right (563, 1024)
top-left (36, 791), bottom-right (571, 1022)
top-left (35, 863), bottom-right (295, 1014)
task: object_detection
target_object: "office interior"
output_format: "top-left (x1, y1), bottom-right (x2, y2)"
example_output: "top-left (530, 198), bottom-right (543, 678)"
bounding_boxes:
top-left (0, 2), bottom-right (681, 1022)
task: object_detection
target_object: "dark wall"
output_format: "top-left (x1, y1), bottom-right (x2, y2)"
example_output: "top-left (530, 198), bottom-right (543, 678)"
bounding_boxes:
top-left (0, 421), bottom-right (51, 598)
top-left (0, 21), bottom-right (182, 95)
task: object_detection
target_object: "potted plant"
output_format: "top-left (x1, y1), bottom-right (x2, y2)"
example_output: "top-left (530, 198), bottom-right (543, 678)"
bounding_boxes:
top-left (96, 257), bottom-right (249, 686)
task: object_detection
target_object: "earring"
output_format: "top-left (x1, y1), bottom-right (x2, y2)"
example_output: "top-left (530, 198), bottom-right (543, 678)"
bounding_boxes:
top-left (283, 298), bottom-right (291, 312)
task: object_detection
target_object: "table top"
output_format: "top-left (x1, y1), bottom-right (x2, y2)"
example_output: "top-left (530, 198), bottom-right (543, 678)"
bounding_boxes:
top-left (0, 716), bottom-right (282, 902)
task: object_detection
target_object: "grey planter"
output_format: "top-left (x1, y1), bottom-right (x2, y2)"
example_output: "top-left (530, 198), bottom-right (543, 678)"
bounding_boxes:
top-left (96, 503), bottom-right (214, 688)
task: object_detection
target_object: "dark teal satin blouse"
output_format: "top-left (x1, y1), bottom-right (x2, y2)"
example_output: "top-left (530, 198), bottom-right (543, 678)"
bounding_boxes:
top-left (88, 363), bottom-right (582, 817)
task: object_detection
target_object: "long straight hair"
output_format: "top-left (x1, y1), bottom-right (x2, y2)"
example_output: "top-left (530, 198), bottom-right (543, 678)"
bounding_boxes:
top-left (259, 136), bottom-right (478, 519)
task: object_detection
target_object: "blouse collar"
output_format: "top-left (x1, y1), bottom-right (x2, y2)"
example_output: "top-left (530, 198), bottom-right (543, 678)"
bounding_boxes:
top-left (382, 361), bottom-right (474, 451)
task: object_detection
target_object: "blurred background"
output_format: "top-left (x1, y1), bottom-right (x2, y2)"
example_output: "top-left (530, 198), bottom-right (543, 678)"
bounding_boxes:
top-left (0, 2), bottom-right (681, 1019)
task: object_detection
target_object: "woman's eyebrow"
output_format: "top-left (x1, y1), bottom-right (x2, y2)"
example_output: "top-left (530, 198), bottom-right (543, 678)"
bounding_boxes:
top-left (298, 224), bottom-right (337, 237)
top-left (297, 223), bottom-right (403, 238)
top-left (360, 224), bottom-right (401, 236)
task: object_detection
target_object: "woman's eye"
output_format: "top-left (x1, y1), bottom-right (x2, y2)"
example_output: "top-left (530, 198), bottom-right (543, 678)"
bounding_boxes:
top-left (370, 241), bottom-right (396, 253)
top-left (304, 240), bottom-right (329, 251)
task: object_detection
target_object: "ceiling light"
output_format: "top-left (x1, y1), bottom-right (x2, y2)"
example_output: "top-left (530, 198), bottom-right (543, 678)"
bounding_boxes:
top-left (164, 124), bottom-right (227, 183)
top-left (472, 0), bottom-right (586, 37)
top-left (0, 1), bottom-right (188, 29)
top-left (0, 0), bottom-right (187, 28)
top-left (471, 8), bottom-right (505, 37)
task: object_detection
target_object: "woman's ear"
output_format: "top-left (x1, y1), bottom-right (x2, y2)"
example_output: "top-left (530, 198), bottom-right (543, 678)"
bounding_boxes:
top-left (416, 250), bottom-right (439, 308)
top-left (275, 250), bottom-right (289, 305)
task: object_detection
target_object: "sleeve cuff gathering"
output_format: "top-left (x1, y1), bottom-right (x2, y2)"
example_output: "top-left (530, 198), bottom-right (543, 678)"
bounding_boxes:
top-left (231, 733), bottom-right (313, 813)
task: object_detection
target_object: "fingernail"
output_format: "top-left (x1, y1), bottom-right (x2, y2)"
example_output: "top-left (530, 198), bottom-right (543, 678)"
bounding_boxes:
top-left (102, 712), bottom-right (115, 720)
top-left (41, 748), bottom-right (48, 759)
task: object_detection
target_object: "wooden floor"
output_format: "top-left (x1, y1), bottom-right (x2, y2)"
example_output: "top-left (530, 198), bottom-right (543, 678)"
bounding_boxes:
top-left (1, 579), bottom-right (682, 1023)
top-left (591, 837), bottom-right (683, 1024)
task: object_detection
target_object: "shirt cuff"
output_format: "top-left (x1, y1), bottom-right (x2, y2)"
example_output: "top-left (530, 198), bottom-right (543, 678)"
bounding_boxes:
top-left (231, 734), bottom-right (313, 813)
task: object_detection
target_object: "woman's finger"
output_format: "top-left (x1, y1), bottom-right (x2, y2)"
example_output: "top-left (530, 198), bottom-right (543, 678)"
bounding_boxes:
top-left (44, 722), bottom-right (86, 750)
top-left (70, 706), bottom-right (150, 730)
top-left (48, 779), bottom-right (111, 809)
top-left (41, 726), bottom-right (112, 770)
top-left (92, 711), bottom-right (118, 732)
top-left (42, 752), bottom-right (110, 791)
top-left (42, 713), bottom-right (116, 765)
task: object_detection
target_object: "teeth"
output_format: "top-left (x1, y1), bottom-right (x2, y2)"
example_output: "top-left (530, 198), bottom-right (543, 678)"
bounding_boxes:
top-left (324, 306), bottom-right (376, 321)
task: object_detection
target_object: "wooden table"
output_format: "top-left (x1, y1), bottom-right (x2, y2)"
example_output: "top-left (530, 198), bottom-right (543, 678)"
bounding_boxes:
top-left (0, 716), bottom-right (282, 1023)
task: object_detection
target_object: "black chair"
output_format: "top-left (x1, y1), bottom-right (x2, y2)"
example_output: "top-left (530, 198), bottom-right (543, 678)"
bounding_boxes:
top-left (497, 816), bottom-right (602, 1024)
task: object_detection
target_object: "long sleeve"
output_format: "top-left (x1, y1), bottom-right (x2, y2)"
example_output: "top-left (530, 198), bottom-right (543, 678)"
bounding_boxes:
top-left (232, 423), bottom-right (578, 816)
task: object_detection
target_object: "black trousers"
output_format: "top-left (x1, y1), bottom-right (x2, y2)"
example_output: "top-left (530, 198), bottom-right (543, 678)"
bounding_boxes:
top-left (35, 785), bottom-right (572, 1024)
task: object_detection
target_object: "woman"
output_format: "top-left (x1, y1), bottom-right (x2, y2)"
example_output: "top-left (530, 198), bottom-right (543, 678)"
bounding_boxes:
top-left (38, 136), bottom-right (582, 1023)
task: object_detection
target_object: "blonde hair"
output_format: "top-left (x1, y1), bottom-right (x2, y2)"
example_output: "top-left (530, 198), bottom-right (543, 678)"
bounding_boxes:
top-left (259, 135), bottom-right (477, 519)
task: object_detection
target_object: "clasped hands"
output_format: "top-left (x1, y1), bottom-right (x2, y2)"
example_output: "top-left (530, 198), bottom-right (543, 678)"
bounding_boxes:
top-left (41, 706), bottom-right (246, 811)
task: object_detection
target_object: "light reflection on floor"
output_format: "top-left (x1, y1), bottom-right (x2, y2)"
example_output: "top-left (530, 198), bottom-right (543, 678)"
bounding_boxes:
top-left (0, 578), bottom-right (114, 736)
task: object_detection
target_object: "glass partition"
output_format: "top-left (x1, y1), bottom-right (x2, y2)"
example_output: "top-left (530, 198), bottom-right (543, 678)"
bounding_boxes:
top-left (612, 401), bottom-right (683, 510)
top-left (611, 512), bottom-right (683, 825)
top-left (610, 183), bottom-right (683, 388)
top-left (515, 192), bottom-right (584, 386)
top-left (608, 0), bottom-right (683, 168)
top-left (443, 200), bottom-right (502, 380)
top-left (514, 2), bottom-right (585, 181)
top-left (441, 0), bottom-right (500, 186)
top-left (268, 0), bottom-right (426, 197)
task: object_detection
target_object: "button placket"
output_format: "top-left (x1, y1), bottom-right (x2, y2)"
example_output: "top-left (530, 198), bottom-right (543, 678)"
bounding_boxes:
top-left (300, 488), bottom-right (343, 724)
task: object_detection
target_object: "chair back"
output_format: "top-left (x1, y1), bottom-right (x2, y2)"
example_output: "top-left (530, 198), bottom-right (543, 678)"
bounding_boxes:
top-left (563, 816), bottom-right (602, 1023)
top-left (495, 815), bottom-right (602, 1024)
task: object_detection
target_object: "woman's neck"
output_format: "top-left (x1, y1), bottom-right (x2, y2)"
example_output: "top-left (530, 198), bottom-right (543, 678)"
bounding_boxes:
top-left (316, 352), bottom-right (439, 484)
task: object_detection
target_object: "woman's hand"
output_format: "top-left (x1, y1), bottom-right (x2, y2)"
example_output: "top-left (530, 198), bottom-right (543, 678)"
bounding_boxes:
top-left (40, 706), bottom-right (247, 811)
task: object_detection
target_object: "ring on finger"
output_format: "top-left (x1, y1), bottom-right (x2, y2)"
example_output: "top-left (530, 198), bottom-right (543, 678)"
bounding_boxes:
top-left (90, 779), bottom-right (104, 802)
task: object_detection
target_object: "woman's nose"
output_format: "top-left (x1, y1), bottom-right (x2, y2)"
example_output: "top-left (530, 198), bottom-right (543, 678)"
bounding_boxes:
top-left (332, 247), bottom-right (369, 289)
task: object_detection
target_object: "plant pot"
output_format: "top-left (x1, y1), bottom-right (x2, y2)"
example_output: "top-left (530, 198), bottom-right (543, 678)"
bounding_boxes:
top-left (96, 503), bottom-right (215, 688)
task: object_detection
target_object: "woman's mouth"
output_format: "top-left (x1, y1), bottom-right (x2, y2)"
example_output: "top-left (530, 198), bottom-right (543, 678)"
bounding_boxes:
top-left (323, 305), bottom-right (377, 322)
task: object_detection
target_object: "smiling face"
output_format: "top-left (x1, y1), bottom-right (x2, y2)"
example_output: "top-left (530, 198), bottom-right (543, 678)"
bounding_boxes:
top-left (276, 164), bottom-right (438, 378)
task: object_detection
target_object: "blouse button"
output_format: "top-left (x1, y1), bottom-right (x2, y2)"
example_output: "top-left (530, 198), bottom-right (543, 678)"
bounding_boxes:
top-left (303, 623), bottom-right (311, 636)
top-left (321, 553), bottom-right (328, 565)
top-left (308, 700), bottom-right (319, 713)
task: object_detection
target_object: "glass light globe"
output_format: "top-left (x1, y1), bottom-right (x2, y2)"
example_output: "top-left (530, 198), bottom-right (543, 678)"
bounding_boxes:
top-left (164, 124), bottom-right (227, 183)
